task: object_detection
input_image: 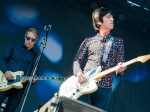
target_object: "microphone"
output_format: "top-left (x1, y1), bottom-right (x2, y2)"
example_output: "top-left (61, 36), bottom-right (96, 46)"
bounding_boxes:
top-left (40, 24), bottom-right (52, 48)
top-left (44, 24), bottom-right (52, 31)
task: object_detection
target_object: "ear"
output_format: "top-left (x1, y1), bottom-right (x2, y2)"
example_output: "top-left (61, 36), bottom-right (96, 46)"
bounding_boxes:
top-left (97, 21), bottom-right (102, 25)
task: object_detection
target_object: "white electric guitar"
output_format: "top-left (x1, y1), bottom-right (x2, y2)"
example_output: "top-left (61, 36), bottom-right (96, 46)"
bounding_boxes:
top-left (59, 54), bottom-right (150, 99)
top-left (0, 71), bottom-right (65, 92)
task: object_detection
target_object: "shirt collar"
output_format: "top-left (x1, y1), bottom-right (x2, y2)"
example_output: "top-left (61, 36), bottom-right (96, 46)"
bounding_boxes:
top-left (96, 33), bottom-right (111, 42)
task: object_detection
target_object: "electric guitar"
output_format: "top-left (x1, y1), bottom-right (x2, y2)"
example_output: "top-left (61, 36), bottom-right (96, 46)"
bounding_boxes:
top-left (0, 71), bottom-right (65, 92)
top-left (59, 54), bottom-right (150, 99)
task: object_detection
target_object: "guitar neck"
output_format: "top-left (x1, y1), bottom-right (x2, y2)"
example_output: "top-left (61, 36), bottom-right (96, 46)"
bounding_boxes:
top-left (93, 58), bottom-right (139, 81)
top-left (20, 76), bottom-right (65, 81)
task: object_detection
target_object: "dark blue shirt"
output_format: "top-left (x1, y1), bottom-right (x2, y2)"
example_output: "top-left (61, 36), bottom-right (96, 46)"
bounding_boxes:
top-left (0, 44), bottom-right (37, 76)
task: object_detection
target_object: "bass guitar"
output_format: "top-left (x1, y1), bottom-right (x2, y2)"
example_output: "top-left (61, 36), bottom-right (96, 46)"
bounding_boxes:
top-left (0, 71), bottom-right (65, 92)
top-left (58, 54), bottom-right (150, 99)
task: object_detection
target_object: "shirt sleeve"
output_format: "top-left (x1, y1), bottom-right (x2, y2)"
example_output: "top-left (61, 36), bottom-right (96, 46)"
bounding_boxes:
top-left (115, 38), bottom-right (125, 75)
top-left (0, 45), bottom-right (13, 73)
top-left (73, 38), bottom-right (88, 76)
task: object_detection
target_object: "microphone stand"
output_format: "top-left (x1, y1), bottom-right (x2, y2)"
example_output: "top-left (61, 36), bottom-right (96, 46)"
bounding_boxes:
top-left (20, 25), bottom-right (51, 112)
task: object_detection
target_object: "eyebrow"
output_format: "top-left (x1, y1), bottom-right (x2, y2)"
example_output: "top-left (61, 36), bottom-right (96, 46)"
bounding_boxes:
top-left (25, 35), bottom-right (36, 38)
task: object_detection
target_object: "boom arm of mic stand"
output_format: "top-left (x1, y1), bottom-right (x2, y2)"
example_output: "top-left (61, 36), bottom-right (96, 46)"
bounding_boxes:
top-left (39, 30), bottom-right (49, 49)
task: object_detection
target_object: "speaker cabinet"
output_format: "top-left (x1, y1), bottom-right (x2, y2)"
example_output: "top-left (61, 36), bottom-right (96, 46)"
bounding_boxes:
top-left (58, 97), bottom-right (105, 112)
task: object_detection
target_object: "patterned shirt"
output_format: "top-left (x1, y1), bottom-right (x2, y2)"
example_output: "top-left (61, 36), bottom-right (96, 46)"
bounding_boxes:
top-left (73, 34), bottom-right (125, 88)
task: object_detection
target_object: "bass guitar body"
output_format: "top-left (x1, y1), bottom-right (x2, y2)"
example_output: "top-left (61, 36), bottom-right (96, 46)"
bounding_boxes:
top-left (0, 71), bottom-right (24, 92)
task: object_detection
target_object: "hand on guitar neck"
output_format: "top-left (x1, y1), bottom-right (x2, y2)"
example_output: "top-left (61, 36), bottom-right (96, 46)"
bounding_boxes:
top-left (115, 62), bottom-right (126, 75)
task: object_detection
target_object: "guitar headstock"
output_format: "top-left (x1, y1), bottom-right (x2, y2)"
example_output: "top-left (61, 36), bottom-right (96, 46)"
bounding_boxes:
top-left (136, 54), bottom-right (150, 63)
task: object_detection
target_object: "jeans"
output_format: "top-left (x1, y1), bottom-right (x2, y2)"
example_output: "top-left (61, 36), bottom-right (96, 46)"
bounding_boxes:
top-left (0, 85), bottom-right (26, 112)
top-left (78, 87), bottom-right (112, 111)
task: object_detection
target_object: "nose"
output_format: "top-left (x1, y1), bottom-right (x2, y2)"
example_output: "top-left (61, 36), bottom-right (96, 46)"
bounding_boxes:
top-left (111, 17), bottom-right (114, 21)
top-left (110, 18), bottom-right (114, 24)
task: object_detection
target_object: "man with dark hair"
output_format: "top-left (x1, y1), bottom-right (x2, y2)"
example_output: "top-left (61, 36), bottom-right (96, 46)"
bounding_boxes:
top-left (0, 27), bottom-right (39, 112)
top-left (73, 7), bottom-right (125, 111)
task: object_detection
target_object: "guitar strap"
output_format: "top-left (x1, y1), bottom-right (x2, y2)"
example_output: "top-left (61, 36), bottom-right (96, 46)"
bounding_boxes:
top-left (102, 36), bottom-right (114, 63)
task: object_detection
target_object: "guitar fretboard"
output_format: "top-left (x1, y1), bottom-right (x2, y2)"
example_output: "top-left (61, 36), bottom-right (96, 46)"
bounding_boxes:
top-left (17, 76), bottom-right (65, 81)
top-left (92, 58), bottom-right (138, 81)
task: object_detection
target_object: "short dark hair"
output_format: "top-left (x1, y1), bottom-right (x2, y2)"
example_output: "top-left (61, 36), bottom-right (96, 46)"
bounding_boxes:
top-left (25, 27), bottom-right (39, 38)
top-left (92, 7), bottom-right (113, 30)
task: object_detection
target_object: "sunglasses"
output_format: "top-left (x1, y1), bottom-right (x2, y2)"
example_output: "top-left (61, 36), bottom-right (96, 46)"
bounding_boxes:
top-left (25, 36), bottom-right (37, 42)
